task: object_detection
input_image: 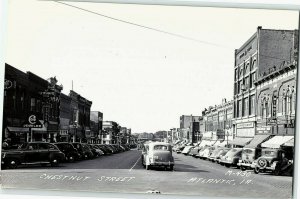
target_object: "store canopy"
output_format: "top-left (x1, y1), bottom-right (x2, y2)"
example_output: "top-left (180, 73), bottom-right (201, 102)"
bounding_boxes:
top-left (7, 127), bottom-right (29, 132)
top-left (261, 136), bottom-right (294, 149)
top-left (282, 138), bottom-right (294, 147)
top-left (228, 137), bottom-right (253, 147)
top-left (244, 134), bottom-right (272, 148)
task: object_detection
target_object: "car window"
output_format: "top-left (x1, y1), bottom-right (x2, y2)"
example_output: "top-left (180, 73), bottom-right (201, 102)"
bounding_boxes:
top-left (243, 149), bottom-right (254, 154)
top-left (28, 143), bottom-right (39, 150)
top-left (153, 145), bottom-right (168, 151)
top-left (263, 150), bottom-right (277, 157)
top-left (39, 143), bottom-right (50, 150)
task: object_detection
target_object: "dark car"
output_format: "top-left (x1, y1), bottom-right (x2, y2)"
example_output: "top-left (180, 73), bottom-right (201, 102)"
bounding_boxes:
top-left (70, 142), bottom-right (93, 160)
top-left (97, 144), bottom-right (113, 155)
top-left (1, 142), bottom-right (65, 169)
top-left (53, 142), bottom-right (80, 162)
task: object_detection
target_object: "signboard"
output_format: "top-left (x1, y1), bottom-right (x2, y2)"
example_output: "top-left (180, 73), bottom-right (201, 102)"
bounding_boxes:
top-left (23, 115), bottom-right (43, 128)
top-left (4, 79), bottom-right (13, 89)
top-left (267, 118), bottom-right (277, 125)
top-left (236, 122), bottom-right (254, 129)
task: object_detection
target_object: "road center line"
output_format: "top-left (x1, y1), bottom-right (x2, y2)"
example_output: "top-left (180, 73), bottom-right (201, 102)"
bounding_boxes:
top-left (129, 156), bottom-right (141, 172)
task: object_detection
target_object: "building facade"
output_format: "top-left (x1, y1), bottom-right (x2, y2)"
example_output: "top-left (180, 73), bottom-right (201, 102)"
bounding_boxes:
top-left (179, 115), bottom-right (201, 143)
top-left (233, 27), bottom-right (298, 144)
top-left (102, 121), bottom-right (120, 144)
top-left (3, 64), bottom-right (62, 146)
top-left (59, 93), bottom-right (72, 142)
top-left (90, 111), bottom-right (103, 144)
top-left (69, 90), bottom-right (92, 143)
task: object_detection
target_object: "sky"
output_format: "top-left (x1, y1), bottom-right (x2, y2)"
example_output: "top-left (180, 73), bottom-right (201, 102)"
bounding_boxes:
top-left (4, 0), bottom-right (299, 133)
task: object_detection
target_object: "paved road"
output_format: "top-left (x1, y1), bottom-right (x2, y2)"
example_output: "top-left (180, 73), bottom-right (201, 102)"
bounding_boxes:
top-left (1, 149), bottom-right (293, 198)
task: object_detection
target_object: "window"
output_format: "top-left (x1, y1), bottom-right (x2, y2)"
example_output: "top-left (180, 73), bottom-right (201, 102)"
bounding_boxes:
top-left (243, 98), bottom-right (249, 116)
top-left (244, 76), bottom-right (249, 90)
top-left (249, 95), bottom-right (255, 115)
top-left (250, 72), bottom-right (256, 88)
top-left (30, 98), bottom-right (36, 112)
top-left (153, 145), bottom-right (168, 151)
top-left (238, 100), bottom-right (242, 118)
top-left (235, 69), bottom-right (238, 80)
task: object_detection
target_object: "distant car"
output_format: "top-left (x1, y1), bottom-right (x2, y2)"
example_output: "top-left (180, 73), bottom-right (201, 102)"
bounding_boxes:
top-left (1, 142), bottom-right (65, 169)
top-left (198, 146), bottom-right (210, 159)
top-left (215, 148), bottom-right (230, 163)
top-left (142, 142), bottom-right (174, 171)
top-left (208, 147), bottom-right (224, 162)
top-left (220, 148), bottom-right (243, 167)
top-left (53, 142), bottom-right (80, 162)
top-left (97, 144), bottom-right (113, 155)
top-left (189, 146), bottom-right (201, 157)
top-left (181, 146), bottom-right (194, 155)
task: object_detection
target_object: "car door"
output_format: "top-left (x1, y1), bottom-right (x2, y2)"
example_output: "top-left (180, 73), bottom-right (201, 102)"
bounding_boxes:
top-left (25, 143), bottom-right (39, 163)
top-left (38, 143), bottom-right (51, 162)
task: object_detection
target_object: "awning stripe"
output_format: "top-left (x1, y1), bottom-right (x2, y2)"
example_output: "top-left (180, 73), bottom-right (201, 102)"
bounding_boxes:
top-left (228, 137), bottom-right (253, 147)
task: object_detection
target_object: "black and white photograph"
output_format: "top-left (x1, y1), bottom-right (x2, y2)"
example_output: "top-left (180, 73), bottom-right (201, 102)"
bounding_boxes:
top-left (0, 0), bottom-right (299, 198)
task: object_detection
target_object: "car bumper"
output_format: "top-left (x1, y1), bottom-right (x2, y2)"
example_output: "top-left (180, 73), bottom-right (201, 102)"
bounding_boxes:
top-left (150, 161), bottom-right (174, 166)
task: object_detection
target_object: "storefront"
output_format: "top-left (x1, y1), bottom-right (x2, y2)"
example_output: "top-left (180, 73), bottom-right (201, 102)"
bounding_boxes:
top-left (235, 122), bottom-right (255, 137)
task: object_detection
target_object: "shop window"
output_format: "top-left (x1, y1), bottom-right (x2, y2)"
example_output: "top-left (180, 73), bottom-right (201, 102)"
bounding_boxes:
top-left (249, 95), bottom-right (255, 115)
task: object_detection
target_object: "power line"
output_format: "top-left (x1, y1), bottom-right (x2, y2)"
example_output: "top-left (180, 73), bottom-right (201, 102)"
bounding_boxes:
top-left (52, 1), bottom-right (230, 48)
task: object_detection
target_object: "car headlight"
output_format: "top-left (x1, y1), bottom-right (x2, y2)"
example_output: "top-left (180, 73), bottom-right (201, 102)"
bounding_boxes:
top-left (239, 159), bottom-right (242, 163)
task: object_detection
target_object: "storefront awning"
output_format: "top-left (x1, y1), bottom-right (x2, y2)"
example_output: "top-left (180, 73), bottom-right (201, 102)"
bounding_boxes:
top-left (7, 127), bottom-right (29, 132)
top-left (228, 137), bottom-right (253, 147)
top-left (261, 136), bottom-right (294, 149)
top-left (244, 134), bottom-right (272, 148)
top-left (282, 138), bottom-right (294, 147)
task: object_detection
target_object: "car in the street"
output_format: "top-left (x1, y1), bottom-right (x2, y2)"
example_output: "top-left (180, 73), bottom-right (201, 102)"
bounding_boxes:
top-left (53, 142), bottom-right (80, 162)
top-left (237, 147), bottom-right (261, 171)
top-left (97, 144), bottom-right (113, 155)
top-left (1, 142), bottom-right (65, 169)
top-left (198, 146), bottom-right (210, 159)
top-left (70, 142), bottom-right (94, 159)
top-left (215, 148), bottom-right (230, 163)
top-left (181, 146), bottom-right (194, 155)
top-left (220, 148), bottom-right (242, 167)
top-left (88, 144), bottom-right (103, 157)
top-left (142, 142), bottom-right (174, 171)
top-left (189, 145), bottom-right (201, 157)
top-left (251, 148), bottom-right (293, 176)
top-left (208, 147), bottom-right (224, 162)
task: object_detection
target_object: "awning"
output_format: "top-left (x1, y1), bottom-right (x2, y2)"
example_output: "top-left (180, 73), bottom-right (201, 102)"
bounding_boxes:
top-left (282, 138), bottom-right (294, 147)
top-left (261, 136), bottom-right (294, 149)
top-left (7, 127), bottom-right (29, 132)
top-left (216, 141), bottom-right (227, 147)
top-left (229, 137), bottom-right (253, 147)
top-left (244, 135), bottom-right (272, 148)
top-left (199, 140), bottom-right (211, 147)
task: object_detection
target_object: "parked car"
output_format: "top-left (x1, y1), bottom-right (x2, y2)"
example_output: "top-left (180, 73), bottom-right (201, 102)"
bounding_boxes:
top-left (71, 143), bottom-right (93, 159)
top-left (181, 146), bottom-right (194, 155)
top-left (97, 144), bottom-right (113, 155)
top-left (91, 145), bottom-right (105, 156)
top-left (142, 142), bottom-right (174, 171)
top-left (251, 148), bottom-right (293, 176)
top-left (189, 146), bottom-right (201, 157)
top-left (53, 142), bottom-right (80, 162)
top-left (198, 146), bottom-right (210, 159)
top-left (215, 148), bottom-right (230, 163)
top-left (220, 148), bottom-right (242, 167)
top-left (237, 147), bottom-right (262, 170)
top-left (88, 144), bottom-right (103, 157)
top-left (1, 142), bottom-right (65, 169)
top-left (208, 147), bottom-right (224, 162)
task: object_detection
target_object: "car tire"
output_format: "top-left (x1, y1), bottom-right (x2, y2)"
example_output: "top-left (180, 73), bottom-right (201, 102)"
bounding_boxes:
top-left (241, 166), bottom-right (246, 171)
top-left (68, 155), bottom-right (75, 163)
top-left (225, 164), bottom-right (230, 168)
top-left (8, 158), bottom-right (19, 169)
top-left (51, 159), bottom-right (60, 167)
top-left (169, 165), bottom-right (174, 171)
top-left (254, 167), bottom-right (260, 174)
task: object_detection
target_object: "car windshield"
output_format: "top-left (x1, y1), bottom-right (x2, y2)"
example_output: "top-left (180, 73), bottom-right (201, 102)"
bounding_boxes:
top-left (153, 145), bottom-right (168, 151)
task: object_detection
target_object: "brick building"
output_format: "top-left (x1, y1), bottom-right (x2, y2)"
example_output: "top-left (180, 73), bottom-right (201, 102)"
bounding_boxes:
top-left (179, 115), bottom-right (201, 143)
top-left (232, 27), bottom-right (298, 147)
top-left (59, 93), bottom-right (72, 142)
top-left (90, 111), bottom-right (103, 144)
top-left (3, 64), bottom-right (62, 146)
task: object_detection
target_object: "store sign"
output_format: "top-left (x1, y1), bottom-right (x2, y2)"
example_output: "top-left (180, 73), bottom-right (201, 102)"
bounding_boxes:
top-left (4, 79), bottom-right (13, 89)
top-left (236, 122), bottom-right (254, 129)
top-left (23, 115), bottom-right (43, 128)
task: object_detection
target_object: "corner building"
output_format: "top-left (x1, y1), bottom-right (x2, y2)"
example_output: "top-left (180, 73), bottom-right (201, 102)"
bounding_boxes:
top-left (233, 27), bottom-right (298, 146)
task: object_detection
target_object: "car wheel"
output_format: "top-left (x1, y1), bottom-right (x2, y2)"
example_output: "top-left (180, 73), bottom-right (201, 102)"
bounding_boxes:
top-left (254, 167), bottom-right (260, 174)
top-left (169, 165), bottom-right (174, 171)
top-left (51, 159), bottom-right (60, 167)
top-left (68, 155), bottom-right (75, 163)
top-left (225, 164), bottom-right (230, 168)
top-left (8, 158), bottom-right (19, 169)
top-left (241, 166), bottom-right (246, 171)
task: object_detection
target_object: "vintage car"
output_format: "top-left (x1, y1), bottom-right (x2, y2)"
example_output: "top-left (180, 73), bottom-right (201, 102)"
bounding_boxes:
top-left (198, 146), bottom-right (210, 159)
top-left (70, 143), bottom-right (94, 159)
top-left (189, 145), bottom-right (201, 157)
top-left (215, 148), bottom-right (230, 163)
top-left (208, 147), bottom-right (224, 162)
top-left (181, 146), bottom-right (194, 155)
top-left (237, 147), bottom-right (261, 170)
top-left (142, 142), bottom-right (174, 171)
top-left (220, 148), bottom-right (242, 167)
top-left (53, 142), bottom-right (80, 162)
top-left (251, 148), bottom-right (293, 175)
top-left (1, 142), bottom-right (65, 169)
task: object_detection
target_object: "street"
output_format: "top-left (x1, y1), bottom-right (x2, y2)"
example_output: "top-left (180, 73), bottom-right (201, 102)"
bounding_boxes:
top-left (1, 149), bottom-right (293, 198)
